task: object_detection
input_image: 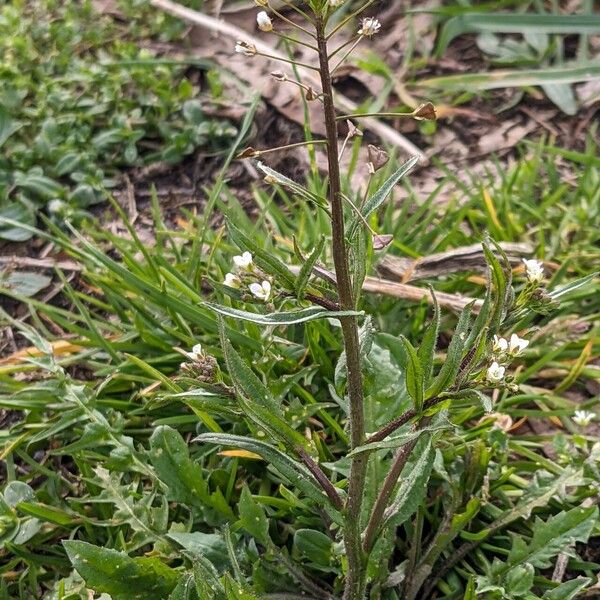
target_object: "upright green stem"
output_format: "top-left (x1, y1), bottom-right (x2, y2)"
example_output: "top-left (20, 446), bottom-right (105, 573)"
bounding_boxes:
top-left (315, 15), bottom-right (368, 600)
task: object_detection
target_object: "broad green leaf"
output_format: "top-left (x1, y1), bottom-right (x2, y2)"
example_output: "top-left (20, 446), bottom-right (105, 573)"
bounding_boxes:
top-left (0, 271), bottom-right (51, 297)
top-left (168, 532), bottom-right (229, 572)
top-left (400, 335), bottom-right (424, 412)
top-left (293, 529), bottom-right (333, 567)
top-left (0, 109), bottom-right (23, 148)
top-left (193, 558), bottom-right (225, 600)
top-left (295, 236), bottom-right (325, 300)
top-left (506, 506), bottom-right (597, 570)
top-left (63, 540), bottom-right (178, 600)
top-left (238, 485), bottom-right (270, 545)
top-left (194, 433), bottom-right (343, 525)
top-left (168, 575), bottom-right (198, 600)
top-left (542, 83), bottom-right (577, 116)
top-left (382, 435), bottom-right (435, 530)
top-left (436, 14), bottom-right (600, 56)
top-left (205, 302), bottom-right (361, 326)
top-left (0, 203), bottom-right (36, 242)
top-left (149, 426), bottom-right (208, 508)
top-left (542, 578), bottom-right (592, 600)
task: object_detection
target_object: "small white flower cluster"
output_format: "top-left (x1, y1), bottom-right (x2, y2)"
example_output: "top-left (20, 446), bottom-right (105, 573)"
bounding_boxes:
top-left (573, 410), bottom-right (595, 428)
top-left (223, 251), bottom-right (272, 302)
top-left (523, 258), bottom-right (544, 284)
top-left (486, 333), bottom-right (529, 385)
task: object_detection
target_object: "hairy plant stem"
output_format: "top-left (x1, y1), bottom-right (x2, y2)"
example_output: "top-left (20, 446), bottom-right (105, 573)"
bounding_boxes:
top-left (315, 15), bottom-right (368, 600)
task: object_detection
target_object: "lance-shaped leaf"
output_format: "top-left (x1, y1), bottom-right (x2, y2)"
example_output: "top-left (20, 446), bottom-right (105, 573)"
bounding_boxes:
top-left (348, 420), bottom-right (450, 456)
top-left (426, 302), bottom-right (473, 398)
top-left (295, 237), bottom-right (325, 300)
top-left (228, 221), bottom-right (296, 289)
top-left (381, 435), bottom-right (435, 530)
top-left (218, 318), bottom-right (308, 450)
top-left (542, 578), bottom-right (592, 600)
top-left (257, 162), bottom-right (326, 205)
top-left (350, 156), bottom-right (418, 236)
top-left (195, 433), bottom-right (343, 525)
top-left (205, 302), bottom-right (361, 326)
top-left (417, 290), bottom-right (440, 385)
top-left (400, 335), bottom-right (424, 412)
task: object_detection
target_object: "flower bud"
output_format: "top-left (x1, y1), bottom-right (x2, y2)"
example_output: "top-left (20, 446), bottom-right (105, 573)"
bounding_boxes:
top-left (257, 10), bottom-right (273, 32)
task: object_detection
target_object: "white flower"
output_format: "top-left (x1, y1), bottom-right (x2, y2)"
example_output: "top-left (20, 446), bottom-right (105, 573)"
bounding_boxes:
top-left (233, 251), bottom-right (254, 272)
top-left (508, 333), bottom-right (529, 356)
top-left (224, 272), bottom-right (241, 288)
top-left (486, 361), bottom-right (505, 383)
top-left (492, 335), bottom-right (508, 353)
top-left (358, 17), bottom-right (381, 36)
top-left (48, 199), bottom-right (66, 214)
top-left (523, 258), bottom-right (544, 283)
top-left (329, 0), bottom-right (344, 6)
top-left (249, 280), bottom-right (271, 301)
top-left (235, 40), bottom-right (257, 57)
top-left (256, 11), bottom-right (273, 32)
top-left (573, 410), bottom-right (595, 427)
top-left (185, 343), bottom-right (203, 361)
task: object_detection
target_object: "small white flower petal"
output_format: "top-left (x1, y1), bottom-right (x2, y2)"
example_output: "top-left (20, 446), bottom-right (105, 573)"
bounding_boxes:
top-left (235, 41), bottom-right (257, 57)
top-left (329, 0), bottom-right (344, 6)
top-left (249, 280), bottom-right (271, 301)
top-left (493, 335), bottom-right (508, 353)
top-left (233, 251), bottom-right (253, 271)
top-left (224, 272), bottom-right (241, 288)
top-left (486, 361), bottom-right (505, 383)
top-left (508, 333), bottom-right (529, 356)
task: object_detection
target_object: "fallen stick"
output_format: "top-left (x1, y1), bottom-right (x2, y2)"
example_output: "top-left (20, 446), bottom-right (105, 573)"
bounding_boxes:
top-left (289, 265), bottom-right (480, 312)
top-left (149, 0), bottom-right (426, 161)
top-left (378, 241), bottom-right (532, 283)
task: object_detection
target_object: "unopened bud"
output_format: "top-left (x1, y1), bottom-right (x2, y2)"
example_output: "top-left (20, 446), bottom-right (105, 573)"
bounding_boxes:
top-left (367, 144), bottom-right (389, 172)
top-left (413, 102), bottom-right (437, 121)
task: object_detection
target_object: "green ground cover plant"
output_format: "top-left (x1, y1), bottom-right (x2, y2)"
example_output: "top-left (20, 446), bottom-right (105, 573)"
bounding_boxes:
top-left (0, 0), bottom-right (234, 242)
top-left (1, 1), bottom-right (599, 599)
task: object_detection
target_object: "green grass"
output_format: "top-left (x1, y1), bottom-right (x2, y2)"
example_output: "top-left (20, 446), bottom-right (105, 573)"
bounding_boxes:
top-left (0, 131), bottom-right (599, 598)
top-left (0, 0), bottom-right (235, 243)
